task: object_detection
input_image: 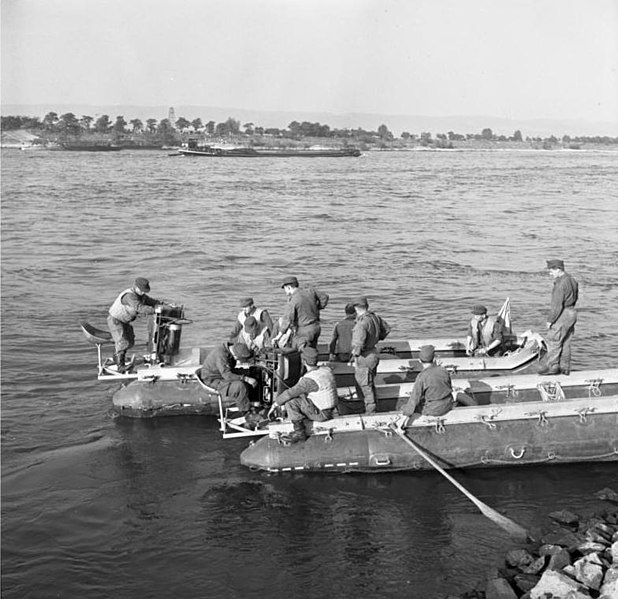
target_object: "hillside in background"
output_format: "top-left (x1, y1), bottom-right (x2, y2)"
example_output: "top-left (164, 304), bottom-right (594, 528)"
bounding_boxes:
top-left (2, 104), bottom-right (617, 138)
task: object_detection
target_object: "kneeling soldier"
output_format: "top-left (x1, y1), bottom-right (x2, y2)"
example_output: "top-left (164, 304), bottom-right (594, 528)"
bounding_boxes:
top-left (268, 347), bottom-right (338, 444)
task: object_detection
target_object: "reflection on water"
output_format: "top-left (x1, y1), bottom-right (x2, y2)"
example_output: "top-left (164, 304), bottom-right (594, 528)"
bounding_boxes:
top-left (2, 149), bottom-right (618, 598)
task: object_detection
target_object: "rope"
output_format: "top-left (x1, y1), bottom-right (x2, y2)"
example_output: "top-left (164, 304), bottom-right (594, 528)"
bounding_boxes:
top-left (537, 382), bottom-right (565, 402)
top-left (586, 379), bottom-right (603, 397)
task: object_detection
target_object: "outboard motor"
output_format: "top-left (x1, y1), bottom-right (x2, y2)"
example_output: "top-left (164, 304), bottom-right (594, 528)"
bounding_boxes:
top-left (150, 304), bottom-right (186, 365)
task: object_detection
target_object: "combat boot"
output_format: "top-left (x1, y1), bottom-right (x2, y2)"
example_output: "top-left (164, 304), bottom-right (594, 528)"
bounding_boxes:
top-left (115, 351), bottom-right (127, 374)
top-left (282, 420), bottom-right (307, 445)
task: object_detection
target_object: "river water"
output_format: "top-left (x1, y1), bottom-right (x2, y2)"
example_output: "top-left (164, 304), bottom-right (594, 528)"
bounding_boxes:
top-left (1, 148), bottom-right (617, 598)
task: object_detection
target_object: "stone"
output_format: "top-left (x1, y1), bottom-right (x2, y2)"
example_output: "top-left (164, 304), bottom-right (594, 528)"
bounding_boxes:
top-left (586, 528), bottom-right (611, 545)
top-left (594, 522), bottom-right (616, 538)
top-left (573, 554), bottom-right (604, 590)
top-left (530, 570), bottom-right (590, 599)
top-left (595, 487), bottom-right (618, 503)
top-left (600, 566), bottom-right (618, 598)
top-left (539, 543), bottom-right (565, 556)
top-left (547, 548), bottom-right (571, 571)
top-left (576, 541), bottom-right (608, 554)
top-left (522, 556), bottom-right (546, 575)
top-left (485, 577), bottom-right (518, 599)
top-left (611, 541), bottom-right (618, 562)
top-left (513, 573), bottom-right (540, 593)
top-left (541, 530), bottom-right (584, 548)
top-left (505, 549), bottom-right (535, 569)
top-left (549, 509), bottom-right (581, 526)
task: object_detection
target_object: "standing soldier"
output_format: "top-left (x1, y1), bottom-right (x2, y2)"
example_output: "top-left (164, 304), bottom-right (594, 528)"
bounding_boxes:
top-left (539, 259), bottom-right (578, 375)
top-left (349, 296), bottom-right (391, 414)
top-left (273, 276), bottom-right (329, 350)
top-left (107, 277), bottom-right (164, 373)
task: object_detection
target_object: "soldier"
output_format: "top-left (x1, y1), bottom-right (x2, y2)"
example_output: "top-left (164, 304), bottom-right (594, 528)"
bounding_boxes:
top-left (200, 341), bottom-right (259, 422)
top-left (273, 276), bottom-right (329, 350)
top-left (236, 316), bottom-right (271, 353)
top-left (349, 296), bottom-right (391, 414)
top-left (228, 297), bottom-right (274, 342)
top-left (268, 347), bottom-right (337, 444)
top-left (539, 259), bottom-right (578, 375)
top-left (328, 303), bottom-right (356, 362)
top-left (465, 304), bottom-right (504, 357)
top-left (107, 277), bottom-right (165, 373)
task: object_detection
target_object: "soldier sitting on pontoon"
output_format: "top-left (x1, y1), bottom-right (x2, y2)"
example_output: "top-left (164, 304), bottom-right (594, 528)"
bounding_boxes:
top-left (267, 347), bottom-right (337, 444)
top-left (465, 304), bottom-right (504, 357)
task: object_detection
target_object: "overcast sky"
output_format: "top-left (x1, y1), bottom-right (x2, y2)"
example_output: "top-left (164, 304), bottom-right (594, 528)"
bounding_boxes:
top-left (2, 0), bottom-right (617, 123)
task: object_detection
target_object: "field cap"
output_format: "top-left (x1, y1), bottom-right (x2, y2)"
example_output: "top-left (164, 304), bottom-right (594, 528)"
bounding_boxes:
top-left (419, 345), bottom-right (435, 363)
top-left (281, 276), bottom-right (299, 288)
top-left (344, 303), bottom-right (356, 315)
top-left (546, 259), bottom-right (564, 270)
top-left (232, 342), bottom-right (252, 360)
top-left (240, 297), bottom-right (254, 307)
top-left (134, 277), bottom-right (151, 293)
top-left (352, 296), bottom-right (369, 308)
top-left (243, 316), bottom-right (258, 331)
top-left (471, 304), bottom-right (487, 315)
top-left (302, 346), bottom-right (319, 366)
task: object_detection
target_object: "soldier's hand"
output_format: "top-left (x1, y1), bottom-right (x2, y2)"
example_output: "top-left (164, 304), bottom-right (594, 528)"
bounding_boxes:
top-left (244, 376), bottom-right (258, 388)
top-left (328, 353), bottom-right (336, 362)
top-left (267, 403), bottom-right (279, 418)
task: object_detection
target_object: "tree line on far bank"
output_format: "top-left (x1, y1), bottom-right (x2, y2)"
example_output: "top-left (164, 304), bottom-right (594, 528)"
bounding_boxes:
top-left (2, 112), bottom-right (617, 148)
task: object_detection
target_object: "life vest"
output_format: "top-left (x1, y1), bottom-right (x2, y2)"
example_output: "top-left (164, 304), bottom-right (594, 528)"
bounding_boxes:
top-left (238, 327), bottom-right (269, 351)
top-left (303, 367), bottom-right (338, 410)
top-left (471, 315), bottom-right (499, 349)
top-left (237, 307), bottom-right (263, 326)
top-left (109, 288), bottom-right (138, 323)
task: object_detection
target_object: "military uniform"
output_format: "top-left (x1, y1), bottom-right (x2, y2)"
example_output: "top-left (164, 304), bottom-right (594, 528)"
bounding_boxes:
top-left (280, 286), bottom-right (329, 349)
top-left (401, 364), bottom-right (454, 417)
top-left (545, 265), bottom-right (578, 374)
top-left (200, 343), bottom-right (252, 412)
top-left (351, 308), bottom-right (391, 414)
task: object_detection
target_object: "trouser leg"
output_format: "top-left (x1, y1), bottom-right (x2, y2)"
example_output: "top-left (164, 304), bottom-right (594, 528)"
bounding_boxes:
top-left (545, 309), bottom-right (577, 370)
top-left (454, 391), bottom-right (478, 406)
top-left (294, 323), bottom-right (321, 350)
top-left (215, 380), bottom-right (251, 413)
top-left (107, 316), bottom-right (135, 353)
top-left (559, 325), bottom-right (574, 373)
top-left (285, 395), bottom-right (333, 422)
top-left (354, 351), bottom-right (379, 414)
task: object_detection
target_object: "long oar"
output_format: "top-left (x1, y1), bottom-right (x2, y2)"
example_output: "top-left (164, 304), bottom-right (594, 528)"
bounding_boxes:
top-left (391, 425), bottom-right (530, 541)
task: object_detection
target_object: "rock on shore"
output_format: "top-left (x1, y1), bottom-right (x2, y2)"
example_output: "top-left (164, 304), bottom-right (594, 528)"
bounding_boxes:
top-left (451, 487), bottom-right (618, 599)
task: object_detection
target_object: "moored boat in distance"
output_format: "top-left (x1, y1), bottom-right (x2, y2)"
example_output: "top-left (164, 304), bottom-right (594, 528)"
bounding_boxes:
top-left (177, 140), bottom-right (361, 157)
top-left (61, 142), bottom-right (122, 151)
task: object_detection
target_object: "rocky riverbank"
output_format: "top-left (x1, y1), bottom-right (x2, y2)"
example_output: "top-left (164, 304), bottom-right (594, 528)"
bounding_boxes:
top-left (452, 488), bottom-right (618, 599)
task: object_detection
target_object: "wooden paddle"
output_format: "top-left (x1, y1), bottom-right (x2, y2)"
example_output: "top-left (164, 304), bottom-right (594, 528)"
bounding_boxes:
top-left (391, 424), bottom-right (530, 541)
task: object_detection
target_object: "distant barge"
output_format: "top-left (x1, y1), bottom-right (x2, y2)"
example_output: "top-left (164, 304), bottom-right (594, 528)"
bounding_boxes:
top-left (178, 141), bottom-right (361, 157)
top-left (62, 143), bottom-right (122, 152)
